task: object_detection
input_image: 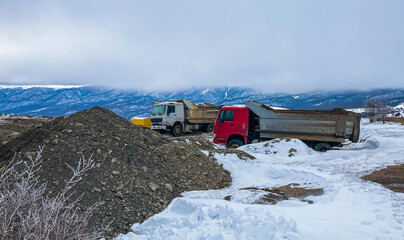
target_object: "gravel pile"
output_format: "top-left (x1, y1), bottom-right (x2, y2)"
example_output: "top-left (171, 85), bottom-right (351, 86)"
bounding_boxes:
top-left (0, 113), bottom-right (52, 145)
top-left (0, 107), bottom-right (231, 238)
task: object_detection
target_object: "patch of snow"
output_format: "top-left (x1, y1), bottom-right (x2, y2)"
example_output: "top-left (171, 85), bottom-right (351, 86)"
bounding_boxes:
top-left (231, 104), bottom-right (246, 108)
top-left (202, 88), bottom-right (211, 95)
top-left (347, 108), bottom-right (367, 113)
top-left (224, 88), bottom-right (230, 100)
top-left (201, 150), bottom-right (209, 156)
top-left (341, 138), bottom-right (379, 150)
top-left (0, 113), bottom-right (35, 119)
top-left (271, 106), bottom-right (289, 110)
top-left (29, 107), bottom-right (49, 113)
top-left (239, 139), bottom-right (316, 158)
top-left (131, 117), bottom-right (149, 120)
top-left (393, 102), bottom-right (404, 109)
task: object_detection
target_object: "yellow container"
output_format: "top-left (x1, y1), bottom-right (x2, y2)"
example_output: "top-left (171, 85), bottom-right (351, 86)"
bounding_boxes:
top-left (130, 117), bottom-right (151, 128)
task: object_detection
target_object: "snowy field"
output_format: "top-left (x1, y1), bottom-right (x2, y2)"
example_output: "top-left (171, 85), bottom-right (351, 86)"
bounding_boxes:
top-left (117, 120), bottom-right (404, 240)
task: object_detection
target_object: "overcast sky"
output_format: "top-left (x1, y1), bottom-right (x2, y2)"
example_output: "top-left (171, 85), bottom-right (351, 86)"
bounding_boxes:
top-left (0, 0), bottom-right (403, 92)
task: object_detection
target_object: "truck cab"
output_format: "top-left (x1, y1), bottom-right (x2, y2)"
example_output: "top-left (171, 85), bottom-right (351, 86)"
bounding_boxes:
top-left (213, 106), bottom-right (250, 148)
top-left (150, 102), bottom-right (184, 133)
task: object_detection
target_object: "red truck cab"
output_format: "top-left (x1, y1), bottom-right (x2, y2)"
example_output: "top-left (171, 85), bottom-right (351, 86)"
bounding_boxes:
top-left (213, 106), bottom-right (251, 148)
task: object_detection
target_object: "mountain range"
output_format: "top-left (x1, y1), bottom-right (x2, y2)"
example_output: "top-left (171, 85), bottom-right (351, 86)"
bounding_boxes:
top-left (1, 86), bottom-right (404, 119)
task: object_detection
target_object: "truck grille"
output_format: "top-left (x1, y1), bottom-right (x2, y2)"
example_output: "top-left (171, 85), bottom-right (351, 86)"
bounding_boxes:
top-left (151, 118), bottom-right (163, 123)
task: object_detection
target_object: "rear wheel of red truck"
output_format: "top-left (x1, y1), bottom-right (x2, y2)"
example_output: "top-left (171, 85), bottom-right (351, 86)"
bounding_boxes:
top-left (314, 142), bottom-right (332, 152)
top-left (227, 139), bottom-right (244, 148)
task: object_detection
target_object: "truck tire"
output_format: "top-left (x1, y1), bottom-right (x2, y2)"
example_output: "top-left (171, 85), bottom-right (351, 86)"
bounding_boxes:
top-left (314, 142), bottom-right (332, 152)
top-left (172, 124), bottom-right (183, 137)
top-left (206, 124), bottom-right (214, 133)
top-left (227, 139), bottom-right (244, 148)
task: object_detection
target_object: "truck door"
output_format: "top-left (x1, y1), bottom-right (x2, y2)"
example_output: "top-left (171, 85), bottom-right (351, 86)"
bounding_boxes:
top-left (166, 105), bottom-right (177, 125)
top-left (217, 109), bottom-right (235, 138)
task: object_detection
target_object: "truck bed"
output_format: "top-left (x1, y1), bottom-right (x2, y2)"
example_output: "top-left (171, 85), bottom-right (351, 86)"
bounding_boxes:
top-left (171, 99), bottom-right (219, 124)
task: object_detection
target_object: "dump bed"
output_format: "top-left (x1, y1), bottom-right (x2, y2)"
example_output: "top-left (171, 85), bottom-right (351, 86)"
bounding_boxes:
top-left (245, 101), bottom-right (361, 143)
top-left (170, 99), bottom-right (219, 124)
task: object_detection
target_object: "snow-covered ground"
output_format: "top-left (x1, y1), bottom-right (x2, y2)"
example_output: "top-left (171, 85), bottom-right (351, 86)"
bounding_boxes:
top-left (117, 120), bottom-right (404, 240)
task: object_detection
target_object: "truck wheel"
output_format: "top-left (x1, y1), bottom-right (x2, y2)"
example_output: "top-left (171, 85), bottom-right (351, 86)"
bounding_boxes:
top-left (314, 142), bottom-right (332, 152)
top-left (172, 124), bottom-right (183, 136)
top-left (227, 139), bottom-right (244, 148)
top-left (206, 124), bottom-right (214, 133)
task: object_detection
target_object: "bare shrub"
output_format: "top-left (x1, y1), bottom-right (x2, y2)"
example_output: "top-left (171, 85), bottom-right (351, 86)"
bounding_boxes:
top-left (0, 146), bottom-right (103, 240)
top-left (363, 98), bottom-right (391, 123)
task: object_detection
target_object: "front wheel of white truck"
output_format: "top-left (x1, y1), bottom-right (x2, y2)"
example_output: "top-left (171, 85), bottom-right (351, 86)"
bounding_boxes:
top-left (172, 123), bottom-right (183, 137)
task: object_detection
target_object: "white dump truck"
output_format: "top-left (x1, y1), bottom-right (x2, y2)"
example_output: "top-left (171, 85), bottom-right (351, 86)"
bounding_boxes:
top-left (150, 99), bottom-right (219, 136)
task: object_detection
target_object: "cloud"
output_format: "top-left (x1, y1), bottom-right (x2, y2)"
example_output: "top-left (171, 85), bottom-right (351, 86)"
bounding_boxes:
top-left (0, 0), bottom-right (403, 92)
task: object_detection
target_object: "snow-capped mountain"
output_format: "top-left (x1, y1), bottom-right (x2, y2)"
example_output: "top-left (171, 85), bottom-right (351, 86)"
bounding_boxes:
top-left (1, 85), bottom-right (404, 119)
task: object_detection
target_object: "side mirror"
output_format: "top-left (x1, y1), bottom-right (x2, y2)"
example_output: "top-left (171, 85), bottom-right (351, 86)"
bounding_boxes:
top-left (219, 119), bottom-right (224, 124)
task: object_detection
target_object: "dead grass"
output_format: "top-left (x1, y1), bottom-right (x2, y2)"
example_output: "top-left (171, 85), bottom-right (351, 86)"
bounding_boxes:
top-left (362, 164), bottom-right (404, 193)
top-left (377, 117), bottom-right (404, 125)
top-left (240, 183), bottom-right (324, 204)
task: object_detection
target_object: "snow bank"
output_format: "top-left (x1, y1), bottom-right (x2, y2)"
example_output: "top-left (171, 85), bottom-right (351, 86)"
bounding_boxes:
top-left (342, 138), bottom-right (379, 150)
top-left (239, 138), bottom-right (316, 158)
top-left (116, 198), bottom-right (302, 240)
top-left (213, 152), bottom-right (326, 189)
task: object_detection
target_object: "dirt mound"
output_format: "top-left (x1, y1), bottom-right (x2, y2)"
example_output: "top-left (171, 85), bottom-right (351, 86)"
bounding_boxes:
top-left (363, 164), bottom-right (404, 193)
top-left (0, 113), bottom-right (52, 145)
top-left (0, 107), bottom-right (231, 238)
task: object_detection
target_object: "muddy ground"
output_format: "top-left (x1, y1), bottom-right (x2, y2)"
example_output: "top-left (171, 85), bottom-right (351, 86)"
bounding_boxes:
top-left (363, 164), bottom-right (404, 193)
top-left (238, 184), bottom-right (324, 204)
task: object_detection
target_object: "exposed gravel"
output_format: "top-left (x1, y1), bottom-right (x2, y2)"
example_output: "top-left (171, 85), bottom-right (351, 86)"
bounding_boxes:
top-left (0, 113), bottom-right (52, 145)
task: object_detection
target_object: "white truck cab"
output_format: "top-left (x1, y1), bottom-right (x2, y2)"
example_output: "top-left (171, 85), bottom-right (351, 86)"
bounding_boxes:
top-left (150, 99), bottom-right (218, 136)
top-left (150, 102), bottom-right (184, 132)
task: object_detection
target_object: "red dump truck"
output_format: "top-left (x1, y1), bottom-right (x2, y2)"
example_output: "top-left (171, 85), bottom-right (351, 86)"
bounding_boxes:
top-left (213, 101), bottom-right (361, 151)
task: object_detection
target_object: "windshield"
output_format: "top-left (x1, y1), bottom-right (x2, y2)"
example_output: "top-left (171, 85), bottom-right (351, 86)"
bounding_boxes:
top-left (152, 105), bottom-right (166, 115)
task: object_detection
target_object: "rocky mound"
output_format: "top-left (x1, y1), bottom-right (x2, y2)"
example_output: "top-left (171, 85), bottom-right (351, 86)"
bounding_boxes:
top-left (0, 107), bottom-right (231, 238)
top-left (0, 113), bottom-right (52, 145)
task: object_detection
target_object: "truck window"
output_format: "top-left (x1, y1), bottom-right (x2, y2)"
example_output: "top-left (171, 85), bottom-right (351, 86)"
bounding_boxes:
top-left (167, 105), bottom-right (175, 115)
top-left (152, 105), bottom-right (166, 115)
top-left (220, 110), bottom-right (234, 121)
